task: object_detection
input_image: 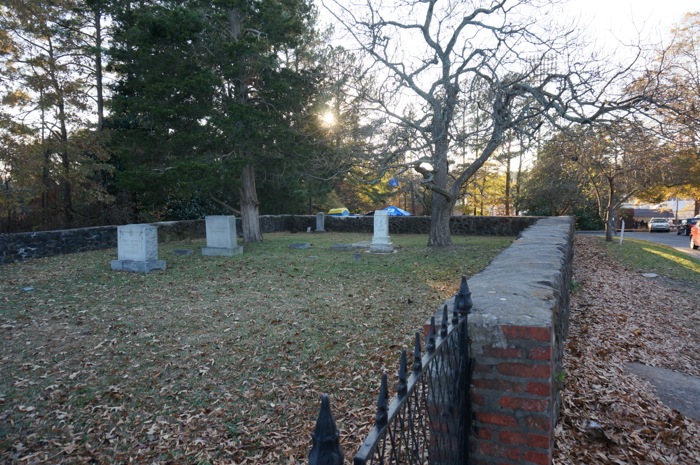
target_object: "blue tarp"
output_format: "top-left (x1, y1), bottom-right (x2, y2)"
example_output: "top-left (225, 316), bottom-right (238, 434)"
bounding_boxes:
top-left (384, 206), bottom-right (411, 216)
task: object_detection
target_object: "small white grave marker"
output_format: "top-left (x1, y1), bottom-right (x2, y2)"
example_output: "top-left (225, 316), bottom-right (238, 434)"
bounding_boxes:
top-left (111, 224), bottom-right (166, 273)
top-left (202, 215), bottom-right (243, 256)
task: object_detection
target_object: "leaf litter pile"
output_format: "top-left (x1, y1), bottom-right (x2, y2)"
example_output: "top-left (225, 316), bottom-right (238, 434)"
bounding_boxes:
top-left (554, 236), bottom-right (700, 464)
top-left (0, 233), bottom-right (510, 464)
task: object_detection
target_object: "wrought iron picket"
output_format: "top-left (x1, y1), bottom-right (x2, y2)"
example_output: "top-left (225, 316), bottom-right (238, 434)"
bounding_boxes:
top-left (309, 276), bottom-right (473, 465)
top-left (309, 395), bottom-right (344, 465)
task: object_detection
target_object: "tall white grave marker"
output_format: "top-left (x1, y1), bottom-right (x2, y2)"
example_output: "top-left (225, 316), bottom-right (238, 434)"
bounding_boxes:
top-left (202, 215), bottom-right (243, 256)
top-left (370, 210), bottom-right (394, 253)
top-left (316, 212), bottom-right (326, 232)
top-left (111, 224), bottom-right (166, 273)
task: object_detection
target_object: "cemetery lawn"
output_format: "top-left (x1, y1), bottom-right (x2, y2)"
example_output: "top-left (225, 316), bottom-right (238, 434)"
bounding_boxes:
top-left (0, 233), bottom-right (511, 464)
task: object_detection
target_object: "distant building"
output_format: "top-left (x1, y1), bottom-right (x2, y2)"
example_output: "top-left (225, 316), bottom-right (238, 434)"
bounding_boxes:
top-left (621, 198), bottom-right (695, 222)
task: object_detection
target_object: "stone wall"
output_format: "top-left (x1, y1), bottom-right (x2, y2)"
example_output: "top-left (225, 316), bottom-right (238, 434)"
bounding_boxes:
top-left (0, 226), bottom-right (119, 265)
top-left (0, 215), bottom-right (540, 265)
top-left (427, 216), bottom-right (575, 465)
top-left (0, 220), bottom-right (204, 265)
top-left (322, 215), bottom-right (539, 235)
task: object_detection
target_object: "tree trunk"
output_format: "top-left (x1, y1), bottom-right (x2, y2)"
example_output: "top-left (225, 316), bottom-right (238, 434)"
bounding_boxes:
top-left (42, 149), bottom-right (51, 229)
top-left (94, 6), bottom-right (104, 132)
top-left (426, 123), bottom-right (455, 246)
top-left (604, 178), bottom-right (615, 242)
top-left (240, 164), bottom-right (262, 242)
top-left (515, 147), bottom-right (523, 215)
top-left (61, 149), bottom-right (73, 229)
top-left (58, 106), bottom-right (73, 229)
top-left (428, 193), bottom-right (453, 247)
top-left (505, 155), bottom-right (511, 216)
top-left (605, 205), bottom-right (615, 242)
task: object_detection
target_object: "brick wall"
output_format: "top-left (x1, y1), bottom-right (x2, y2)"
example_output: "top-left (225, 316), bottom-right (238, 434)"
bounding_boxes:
top-left (471, 325), bottom-right (555, 465)
top-left (426, 216), bottom-right (575, 464)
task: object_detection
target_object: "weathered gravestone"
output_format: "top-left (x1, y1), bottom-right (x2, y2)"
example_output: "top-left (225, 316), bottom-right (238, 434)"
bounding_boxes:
top-left (201, 215), bottom-right (243, 257)
top-left (111, 224), bottom-right (166, 273)
top-left (316, 212), bottom-right (326, 232)
top-left (370, 210), bottom-right (394, 253)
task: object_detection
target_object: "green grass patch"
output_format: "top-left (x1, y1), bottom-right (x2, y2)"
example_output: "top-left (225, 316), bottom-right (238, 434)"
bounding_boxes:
top-left (596, 237), bottom-right (700, 286)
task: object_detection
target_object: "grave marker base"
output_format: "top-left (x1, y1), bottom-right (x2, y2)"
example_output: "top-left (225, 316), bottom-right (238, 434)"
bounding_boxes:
top-left (201, 246), bottom-right (243, 257)
top-left (111, 259), bottom-right (166, 273)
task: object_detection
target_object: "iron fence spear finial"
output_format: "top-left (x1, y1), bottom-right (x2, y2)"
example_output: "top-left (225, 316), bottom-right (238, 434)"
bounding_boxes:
top-left (397, 348), bottom-right (408, 398)
top-left (309, 394), bottom-right (344, 465)
top-left (441, 304), bottom-right (449, 338)
top-left (427, 316), bottom-right (436, 352)
top-left (413, 332), bottom-right (422, 373)
top-left (455, 275), bottom-right (473, 315)
top-left (375, 373), bottom-right (389, 427)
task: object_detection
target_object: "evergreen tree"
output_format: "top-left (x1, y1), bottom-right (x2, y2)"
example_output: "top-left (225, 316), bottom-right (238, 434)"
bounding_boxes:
top-left (0, 0), bottom-right (112, 230)
top-left (108, 0), bottom-right (325, 241)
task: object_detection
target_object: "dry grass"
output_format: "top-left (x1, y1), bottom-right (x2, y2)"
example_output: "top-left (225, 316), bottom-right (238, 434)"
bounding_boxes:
top-left (0, 232), bottom-right (511, 464)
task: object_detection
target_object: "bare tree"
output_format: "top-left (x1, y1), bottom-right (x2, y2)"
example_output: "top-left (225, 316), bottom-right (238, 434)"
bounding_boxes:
top-left (632, 12), bottom-right (700, 215)
top-left (545, 123), bottom-right (667, 241)
top-left (325, 0), bottom-right (643, 246)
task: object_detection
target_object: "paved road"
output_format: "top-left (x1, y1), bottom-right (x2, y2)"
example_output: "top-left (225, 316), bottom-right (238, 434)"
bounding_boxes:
top-left (579, 230), bottom-right (700, 261)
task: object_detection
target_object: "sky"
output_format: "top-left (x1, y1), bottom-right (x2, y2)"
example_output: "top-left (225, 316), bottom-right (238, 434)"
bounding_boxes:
top-left (321, 0), bottom-right (699, 59)
top-left (557, 0), bottom-right (697, 52)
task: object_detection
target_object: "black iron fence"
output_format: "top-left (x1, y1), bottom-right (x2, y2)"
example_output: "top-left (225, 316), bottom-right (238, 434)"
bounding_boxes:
top-left (310, 277), bottom-right (473, 465)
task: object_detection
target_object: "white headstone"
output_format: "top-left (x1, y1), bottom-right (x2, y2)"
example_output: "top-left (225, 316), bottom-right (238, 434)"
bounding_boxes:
top-left (316, 212), bottom-right (326, 232)
top-left (370, 210), bottom-right (394, 253)
top-left (111, 224), bottom-right (166, 272)
top-left (202, 215), bottom-right (243, 256)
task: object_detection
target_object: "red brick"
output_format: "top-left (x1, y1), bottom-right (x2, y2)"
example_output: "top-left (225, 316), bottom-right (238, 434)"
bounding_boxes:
top-left (475, 412), bottom-right (519, 427)
top-left (527, 433), bottom-right (551, 449)
top-left (499, 430), bottom-right (526, 445)
top-left (480, 442), bottom-right (524, 461)
top-left (474, 362), bottom-right (494, 374)
top-left (472, 392), bottom-right (485, 406)
top-left (473, 378), bottom-right (522, 392)
top-left (524, 416), bottom-right (552, 432)
top-left (496, 362), bottom-right (551, 379)
top-left (528, 346), bottom-right (552, 360)
top-left (499, 396), bottom-right (548, 412)
top-left (506, 446), bottom-right (525, 461)
top-left (525, 450), bottom-right (551, 465)
top-left (480, 442), bottom-right (497, 456)
top-left (499, 431), bottom-right (550, 449)
top-left (483, 346), bottom-right (523, 358)
top-left (525, 381), bottom-right (551, 396)
top-left (475, 427), bottom-right (493, 440)
top-left (502, 325), bottom-right (551, 342)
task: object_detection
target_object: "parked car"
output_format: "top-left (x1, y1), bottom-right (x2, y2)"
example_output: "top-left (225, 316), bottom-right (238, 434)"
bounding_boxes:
top-left (691, 223), bottom-right (700, 250)
top-left (648, 217), bottom-right (671, 232)
top-left (676, 217), bottom-right (700, 236)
